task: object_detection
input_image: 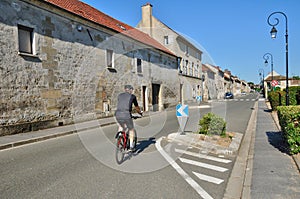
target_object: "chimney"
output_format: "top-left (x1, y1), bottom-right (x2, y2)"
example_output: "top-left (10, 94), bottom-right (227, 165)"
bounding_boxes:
top-left (141, 3), bottom-right (153, 36)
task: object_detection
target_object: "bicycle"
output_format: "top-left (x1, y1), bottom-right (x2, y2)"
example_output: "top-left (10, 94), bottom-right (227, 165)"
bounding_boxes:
top-left (115, 115), bottom-right (141, 164)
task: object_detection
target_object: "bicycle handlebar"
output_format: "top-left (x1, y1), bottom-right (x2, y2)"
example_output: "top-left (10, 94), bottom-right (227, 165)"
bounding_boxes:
top-left (131, 114), bottom-right (142, 119)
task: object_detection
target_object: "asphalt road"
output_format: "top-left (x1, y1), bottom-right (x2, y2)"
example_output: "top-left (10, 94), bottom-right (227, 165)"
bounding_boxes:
top-left (0, 93), bottom-right (258, 199)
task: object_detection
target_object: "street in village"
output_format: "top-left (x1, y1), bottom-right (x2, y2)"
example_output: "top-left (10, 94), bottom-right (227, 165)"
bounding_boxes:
top-left (1, 93), bottom-right (260, 199)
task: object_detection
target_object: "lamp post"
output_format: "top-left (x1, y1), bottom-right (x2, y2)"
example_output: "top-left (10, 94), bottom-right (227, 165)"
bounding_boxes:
top-left (201, 74), bottom-right (205, 102)
top-left (267, 11), bottom-right (289, 106)
top-left (259, 68), bottom-right (265, 98)
top-left (263, 53), bottom-right (274, 90)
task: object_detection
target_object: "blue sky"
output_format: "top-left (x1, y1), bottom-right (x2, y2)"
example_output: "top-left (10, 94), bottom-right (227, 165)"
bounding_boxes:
top-left (81, 0), bottom-right (300, 84)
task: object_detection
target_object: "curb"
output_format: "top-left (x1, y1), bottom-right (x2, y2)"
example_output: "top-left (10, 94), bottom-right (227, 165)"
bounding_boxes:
top-left (0, 111), bottom-right (169, 151)
top-left (166, 132), bottom-right (243, 156)
top-left (0, 120), bottom-right (116, 151)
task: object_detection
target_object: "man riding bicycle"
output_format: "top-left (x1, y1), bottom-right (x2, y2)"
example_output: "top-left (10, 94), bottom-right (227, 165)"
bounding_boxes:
top-left (115, 85), bottom-right (143, 152)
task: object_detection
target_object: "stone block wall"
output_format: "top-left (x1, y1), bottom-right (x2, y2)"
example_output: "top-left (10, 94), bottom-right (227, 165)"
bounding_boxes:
top-left (0, 0), bottom-right (180, 135)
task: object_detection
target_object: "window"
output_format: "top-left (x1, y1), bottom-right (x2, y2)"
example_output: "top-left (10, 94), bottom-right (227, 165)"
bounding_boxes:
top-left (185, 60), bottom-right (189, 75)
top-left (196, 52), bottom-right (201, 60)
top-left (185, 45), bottom-right (189, 55)
top-left (18, 25), bottom-right (33, 54)
top-left (195, 64), bottom-right (199, 77)
top-left (164, 36), bottom-right (169, 45)
top-left (190, 62), bottom-right (194, 76)
top-left (106, 49), bottom-right (114, 68)
top-left (137, 58), bottom-right (142, 73)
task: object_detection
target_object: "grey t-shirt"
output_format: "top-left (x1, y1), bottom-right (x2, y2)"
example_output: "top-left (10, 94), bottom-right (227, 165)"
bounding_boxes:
top-left (115, 92), bottom-right (138, 119)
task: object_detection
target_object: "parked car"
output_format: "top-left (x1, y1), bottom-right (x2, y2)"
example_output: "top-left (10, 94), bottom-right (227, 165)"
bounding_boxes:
top-left (224, 92), bottom-right (234, 99)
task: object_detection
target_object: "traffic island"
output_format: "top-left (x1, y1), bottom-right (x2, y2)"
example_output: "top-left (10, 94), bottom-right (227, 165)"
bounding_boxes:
top-left (166, 132), bottom-right (243, 156)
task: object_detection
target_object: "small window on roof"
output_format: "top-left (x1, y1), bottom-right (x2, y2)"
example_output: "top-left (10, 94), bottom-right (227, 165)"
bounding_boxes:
top-left (116, 23), bottom-right (126, 30)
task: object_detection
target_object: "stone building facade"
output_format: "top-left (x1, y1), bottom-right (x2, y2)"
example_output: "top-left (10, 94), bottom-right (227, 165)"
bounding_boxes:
top-left (0, 0), bottom-right (180, 135)
top-left (137, 3), bottom-right (203, 104)
top-left (202, 64), bottom-right (225, 100)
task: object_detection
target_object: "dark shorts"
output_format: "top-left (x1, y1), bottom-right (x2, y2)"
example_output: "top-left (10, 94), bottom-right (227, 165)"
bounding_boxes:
top-left (116, 118), bottom-right (134, 130)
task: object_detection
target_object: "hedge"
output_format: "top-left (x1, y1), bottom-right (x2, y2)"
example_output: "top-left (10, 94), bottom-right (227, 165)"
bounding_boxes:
top-left (268, 86), bottom-right (300, 110)
top-left (268, 91), bottom-right (286, 110)
top-left (277, 106), bottom-right (300, 154)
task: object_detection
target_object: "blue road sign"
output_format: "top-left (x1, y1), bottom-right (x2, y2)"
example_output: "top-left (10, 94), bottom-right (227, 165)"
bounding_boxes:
top-left (196, 96), bottom-right (202, 102)
top-left (176, 104), bottom-right (189, 133)
top-left (176, 104), bottom-right (189, 117)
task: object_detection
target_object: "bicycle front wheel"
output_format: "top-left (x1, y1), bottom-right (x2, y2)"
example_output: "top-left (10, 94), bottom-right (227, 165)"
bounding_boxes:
top-left (115, 136), bottom-right (125, 164)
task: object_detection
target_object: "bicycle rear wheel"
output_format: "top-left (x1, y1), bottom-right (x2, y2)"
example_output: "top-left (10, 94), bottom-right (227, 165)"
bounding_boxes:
top-left (115, 136), bottom-right (125, 164)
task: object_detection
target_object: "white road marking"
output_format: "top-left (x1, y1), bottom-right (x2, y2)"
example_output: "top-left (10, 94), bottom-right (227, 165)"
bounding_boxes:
top-left (216, 98), bottom-right (257, 102)
top-left (193, 172), bottom-right (224, 185)
top-left (179, 157), bottom-right (228, 172)
top-left (155, 137), bottom-right (213, 199)
top-left (189, 105), bottom-right (211, 109)
top-left (175, 148), bottom-right (232, 164)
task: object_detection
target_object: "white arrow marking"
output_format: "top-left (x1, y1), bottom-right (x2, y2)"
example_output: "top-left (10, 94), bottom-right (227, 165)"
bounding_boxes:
top-left (155, 137), bottom-right (213, 199)
top-left (193, 172), bottom-right (224, 184)
top-left (175, 148), bottom-right (231, 164)
top-left (179, 157), bottom-right (228, 172)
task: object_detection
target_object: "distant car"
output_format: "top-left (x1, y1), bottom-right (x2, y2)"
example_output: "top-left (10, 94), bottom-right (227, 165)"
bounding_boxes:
top-left (241, 91), bottom-right (246, 95)
top-left (224, 92), bottom-right (234, 99)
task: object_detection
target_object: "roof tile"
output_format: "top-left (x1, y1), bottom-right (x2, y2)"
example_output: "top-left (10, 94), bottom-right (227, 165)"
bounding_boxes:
top-left (45, 0), bottom-right (175, 56)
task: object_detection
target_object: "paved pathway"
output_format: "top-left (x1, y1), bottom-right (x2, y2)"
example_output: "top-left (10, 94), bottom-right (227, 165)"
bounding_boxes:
top-left (251, 100), bottom-right (300, 198)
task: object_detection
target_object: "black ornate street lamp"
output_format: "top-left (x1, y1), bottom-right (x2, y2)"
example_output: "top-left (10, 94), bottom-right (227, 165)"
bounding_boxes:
top-left (263, 53), bottom-right (274, 89)
top-left (259, 68), bottom-right (265, 97)
top-left (263, 53), bottom-right (274, 81)
top-left (267, 11), bottom-right (289, 105)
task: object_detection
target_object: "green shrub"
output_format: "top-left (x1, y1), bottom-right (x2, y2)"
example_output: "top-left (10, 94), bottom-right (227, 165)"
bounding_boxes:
top-left (268, 86), bottom-right (300, 110)
top-left (288, 86), bottom-right (300, 106)
top-left (273, 86), bottom-right (281, 91)
top-left (268, 91), bottom-right (286, 110)
top-left (198, 112), bottom-right (226, 136)
top-left (277, 106), bottom-right (300, 154)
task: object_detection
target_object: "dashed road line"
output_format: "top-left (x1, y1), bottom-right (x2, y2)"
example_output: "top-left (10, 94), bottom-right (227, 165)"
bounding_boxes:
top-left (175, 148), bottom-right (232, 164)
top-left (193, 171), bottom-right (224, 185)
top-left (179, 157), bottom-right (228, 172)
top-left (190, 105), bottom-right (211, 109)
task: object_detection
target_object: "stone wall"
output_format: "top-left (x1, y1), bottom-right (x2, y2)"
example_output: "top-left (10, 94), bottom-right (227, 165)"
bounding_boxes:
top-left (0, 0), bottom-right (180, 135)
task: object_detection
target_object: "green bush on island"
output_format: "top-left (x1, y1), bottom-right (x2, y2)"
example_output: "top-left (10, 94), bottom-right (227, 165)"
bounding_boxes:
top-left (197, 112), bottom-right (226, 137)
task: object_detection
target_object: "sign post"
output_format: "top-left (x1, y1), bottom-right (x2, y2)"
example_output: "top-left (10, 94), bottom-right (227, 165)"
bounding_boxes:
top-left (176, 104), bottom-right (189, 134)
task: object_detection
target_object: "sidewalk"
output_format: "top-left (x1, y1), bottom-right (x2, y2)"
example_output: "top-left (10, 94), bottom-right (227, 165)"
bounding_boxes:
top-left (0, 116), bottom-right (116, 150)
top-left (249, 99), bottom-right (300, 198)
